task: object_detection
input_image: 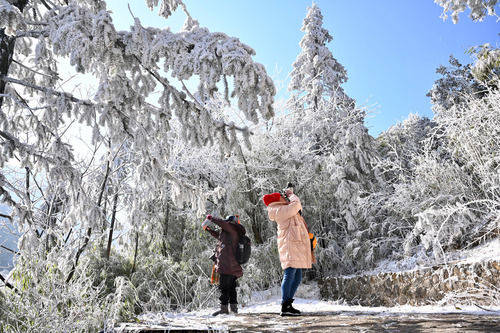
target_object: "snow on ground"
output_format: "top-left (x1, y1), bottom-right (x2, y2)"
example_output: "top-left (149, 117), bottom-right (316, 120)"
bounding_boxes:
top-left (137, 282), bottom-right (500, 327)
top-left (362, 238), bottom-right (500, 276)
top-left (243, 295), bottom-right (500, 316)
top-left (136, 240), bottom-right (500, 326)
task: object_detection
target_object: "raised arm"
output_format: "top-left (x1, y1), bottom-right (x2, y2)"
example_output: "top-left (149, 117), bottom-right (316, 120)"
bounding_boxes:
top-left (202, 216), bottom-right (220, 238)
top-left (205, 228), bottom-right (220, 239)
top-left (211, 216), bottom-right (233, 232)
top-left (268, 194), bottom-right (303, 222)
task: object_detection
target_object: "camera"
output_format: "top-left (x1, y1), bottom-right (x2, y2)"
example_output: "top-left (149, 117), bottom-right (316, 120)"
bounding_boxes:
top-left (281, 182), bottom-right (294, 202)
top-left (282, 182), bottom-right (302, 215)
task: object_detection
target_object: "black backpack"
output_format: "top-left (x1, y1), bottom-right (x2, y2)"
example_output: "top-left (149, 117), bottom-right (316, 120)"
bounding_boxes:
top-left (226, 215), bottom-right (252, 265)
top-left (235, 234), bottom-right (251, 265)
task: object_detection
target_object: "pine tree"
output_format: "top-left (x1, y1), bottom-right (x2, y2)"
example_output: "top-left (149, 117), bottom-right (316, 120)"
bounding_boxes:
top-left (288, 2), bottom-right (352, 114)
top-left (287, 3), bottom-right (355, 155)
top-left (286, 3), bottom-right (379, 274)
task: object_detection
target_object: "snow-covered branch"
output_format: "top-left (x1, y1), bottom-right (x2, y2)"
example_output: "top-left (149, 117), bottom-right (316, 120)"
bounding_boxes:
top-left (434, 0), bottom-right (499, 23)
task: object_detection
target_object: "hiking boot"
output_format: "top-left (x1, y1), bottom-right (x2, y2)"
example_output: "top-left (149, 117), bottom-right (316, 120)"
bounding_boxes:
top-left (212, 304), bottom-right (229, 316)
top-left (280, 299), bottom-right (300, 317)
top-left (230, 303), bottom-right (238, 314)
top-left (288, 299), bottom-right (301, 315)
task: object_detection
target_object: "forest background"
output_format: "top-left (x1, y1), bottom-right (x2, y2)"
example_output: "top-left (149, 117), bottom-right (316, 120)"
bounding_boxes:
top-left (0, 0), bottom-right (499, 331)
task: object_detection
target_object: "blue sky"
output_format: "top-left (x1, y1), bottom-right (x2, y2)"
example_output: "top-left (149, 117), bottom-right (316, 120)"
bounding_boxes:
top-left (107, 0), bottom-right (498, 136)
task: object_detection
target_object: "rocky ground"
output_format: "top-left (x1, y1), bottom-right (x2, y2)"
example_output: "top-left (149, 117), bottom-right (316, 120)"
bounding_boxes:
top-left (114, 310), bottom-right (500, 332)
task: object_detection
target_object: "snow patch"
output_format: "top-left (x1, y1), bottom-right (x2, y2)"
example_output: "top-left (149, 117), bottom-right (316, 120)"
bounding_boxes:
top-left (138, 281), bottom-right (500, 326)
top-left (364, 238), bottom-right (500, 276)
top-left (243, 295), bottom-right (500, 316)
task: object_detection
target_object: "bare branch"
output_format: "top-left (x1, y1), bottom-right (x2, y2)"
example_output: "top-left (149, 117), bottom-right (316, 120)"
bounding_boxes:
top-left (0, 245), bottom-right (19, 255)
top-left (21, 161), bottom-right (49, 209)
top-left (0, 272), bottom-right (18, 294)
top-left (0, 74), bottom-right (93, 106)
top-left (39, 0), bottom-right (53, 11)
top-left (65, 226), bottom-right (91, 283)
top-left (12, 59), bottom-right (59, 80)
top-left (25, 166), bottom-right (31, 206)
top-left (14, 30), bottom-right (48, 39)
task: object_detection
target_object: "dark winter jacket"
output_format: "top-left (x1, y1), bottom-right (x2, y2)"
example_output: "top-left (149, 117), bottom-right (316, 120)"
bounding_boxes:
top-left (206, 216), bottom-right (245, 278)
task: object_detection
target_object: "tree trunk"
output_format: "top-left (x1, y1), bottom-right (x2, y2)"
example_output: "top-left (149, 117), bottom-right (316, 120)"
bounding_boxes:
top-left (0, 0), bottom-right (29, 108)
top-left (67, 158), bottom-right (110, 282)
top-left (131, 231), bottom-right (139, 274)
top-left (66, 226), bottom-right (92, 283)
top-left (105, 192), bottom-right (119, 259)
top-left (237, 145), bottom-right (263, 244)
top-left (161, 204), bottom-right (170, 257)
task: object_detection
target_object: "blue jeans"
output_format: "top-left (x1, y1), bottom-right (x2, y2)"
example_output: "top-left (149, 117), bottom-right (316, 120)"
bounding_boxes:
top-left (281, 267), bottom-right (302, 303)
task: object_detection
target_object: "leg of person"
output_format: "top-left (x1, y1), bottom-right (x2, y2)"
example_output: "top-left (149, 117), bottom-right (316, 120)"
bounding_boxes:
top-left (289, 268), bottom-right (302, 298)
top-left (213, 274), bottom-right (230, 316)
top-left (288, 268), bottom-right (302, 314)
top-left (229, 275), bottom-right (238, 314)
top-left (281, 267), bottom-right (295, 304)
top-left (280, 267), bottom-right (299, 316)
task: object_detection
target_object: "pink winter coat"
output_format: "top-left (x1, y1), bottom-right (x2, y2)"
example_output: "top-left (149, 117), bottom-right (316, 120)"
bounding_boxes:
top-left (267, 194), bottom-right (312, 270)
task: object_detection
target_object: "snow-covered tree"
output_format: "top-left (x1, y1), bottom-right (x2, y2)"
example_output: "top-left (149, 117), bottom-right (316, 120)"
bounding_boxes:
top-left (406, 85), bottom-right (500, 261)
top-left (286, 3), bottom-right (380, 274)
top-left (372, 53), bottom-right (499, 263)
top-left (434, 0), bottom-right (499, 23)
top-left (0, 0), bottom-right (276, 329)
top-left (427, 55), bottom-right (487, 113)
top-left (359, 114), bottom-right (437, 264)
top-left (288, 2), bottom-right (353, 116)
top-left (470, 44), bottom-right (500, 87)
top-left (0, 0), bottom-right (274, 255)
top-left (0, 0), bottom-right (275, 221)
top-left (324, 104), bottom-right (380, 272)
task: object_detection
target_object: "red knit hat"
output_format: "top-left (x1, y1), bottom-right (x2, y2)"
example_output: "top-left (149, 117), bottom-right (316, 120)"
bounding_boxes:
top-left (263, 192), bottom-right (281, 206)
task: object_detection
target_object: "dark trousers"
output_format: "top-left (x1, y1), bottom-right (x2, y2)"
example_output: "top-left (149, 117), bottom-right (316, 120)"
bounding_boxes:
top-left (218, 274), bottom-right (237, 305)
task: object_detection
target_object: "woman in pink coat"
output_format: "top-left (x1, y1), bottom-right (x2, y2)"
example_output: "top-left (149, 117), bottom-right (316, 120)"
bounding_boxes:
top-left (263, 188), bottom-right (312, 316)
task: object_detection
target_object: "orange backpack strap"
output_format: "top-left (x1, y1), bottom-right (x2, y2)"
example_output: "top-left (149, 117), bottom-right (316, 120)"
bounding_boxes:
top-left (300, 215), bottom-right (317, 251)
top-left (309, 232), bottom-right (317, 250)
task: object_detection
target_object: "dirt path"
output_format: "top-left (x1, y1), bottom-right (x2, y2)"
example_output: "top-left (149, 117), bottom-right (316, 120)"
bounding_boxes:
top-left (115, 310), bottom-right (500, 332)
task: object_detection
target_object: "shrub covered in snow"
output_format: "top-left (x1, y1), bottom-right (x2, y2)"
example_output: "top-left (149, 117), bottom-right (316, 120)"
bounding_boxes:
top-left (1, 1), bottom-right (499, 330)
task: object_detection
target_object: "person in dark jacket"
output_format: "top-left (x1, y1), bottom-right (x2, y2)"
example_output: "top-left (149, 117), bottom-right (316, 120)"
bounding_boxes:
top-left (203, 214), bottom-right (245, 316)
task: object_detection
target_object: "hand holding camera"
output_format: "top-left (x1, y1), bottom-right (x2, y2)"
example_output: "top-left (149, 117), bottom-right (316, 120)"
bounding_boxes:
top-left (282, 182), bottom-right (294, 201)
top-left (202, 217), bottom-right (216, 230)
